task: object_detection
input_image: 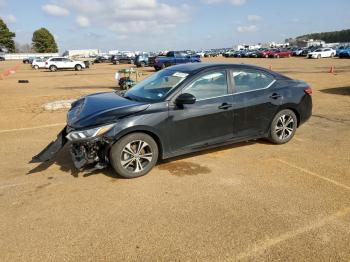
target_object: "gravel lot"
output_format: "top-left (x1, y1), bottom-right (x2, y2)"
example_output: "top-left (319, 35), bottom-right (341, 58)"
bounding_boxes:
top-left (0, 57), bottom-right (349, 261)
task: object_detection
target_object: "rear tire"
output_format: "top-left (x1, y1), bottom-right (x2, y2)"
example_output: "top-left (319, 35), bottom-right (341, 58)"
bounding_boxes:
top-left (110, 133), bottom-right (159, 179)
top-left (268, 109), bottom-right (297, 144)
top-left (140, 61), bottom-right (146, 67)
top-left (33, 65), bottom-right (39, 70)
top-left (49, 65), bottom-right (57, 72)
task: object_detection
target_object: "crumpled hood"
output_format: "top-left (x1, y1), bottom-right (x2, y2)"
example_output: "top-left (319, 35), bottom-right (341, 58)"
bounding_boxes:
top-left (67, 92), bottom-right (149, 129)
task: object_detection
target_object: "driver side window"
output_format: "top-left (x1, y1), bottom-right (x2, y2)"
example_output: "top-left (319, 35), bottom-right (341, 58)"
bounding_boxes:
top-left (183, 71), bottom-right (228, 100)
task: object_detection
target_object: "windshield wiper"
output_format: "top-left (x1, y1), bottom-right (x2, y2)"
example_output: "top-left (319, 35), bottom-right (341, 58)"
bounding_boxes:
top-left (124, 95), bottom-right (133, 101)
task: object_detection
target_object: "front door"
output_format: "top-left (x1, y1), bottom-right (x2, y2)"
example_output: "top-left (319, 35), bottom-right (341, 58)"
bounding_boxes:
top-left (167, 70), bottom-right (234, 153)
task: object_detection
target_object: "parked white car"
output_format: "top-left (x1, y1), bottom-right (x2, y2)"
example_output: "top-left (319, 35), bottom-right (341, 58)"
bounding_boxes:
top-left (196, 51), bottom-right (206, 57)
top-left (307, 48), bottom-right (336, 59)
top-left (45, 57), bottom-right (86, 72)
top-left (32, 58), bottom-right (46, 70)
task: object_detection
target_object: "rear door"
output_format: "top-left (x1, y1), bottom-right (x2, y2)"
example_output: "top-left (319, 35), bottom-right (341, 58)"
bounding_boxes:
top-left (54, 58), bottom-right (64, 68)
top-left (167, 70), bottom-right (234, 152)
top-left (175, 52), bottom-right (187, 64)
top-left (231, 68), bottom-right (280, 138)
top-left (62, 58), bottom-right (74, 68)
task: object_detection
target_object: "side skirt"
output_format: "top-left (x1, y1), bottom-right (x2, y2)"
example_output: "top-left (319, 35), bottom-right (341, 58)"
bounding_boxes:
top-left (162, 134), bottom-right (266, 160)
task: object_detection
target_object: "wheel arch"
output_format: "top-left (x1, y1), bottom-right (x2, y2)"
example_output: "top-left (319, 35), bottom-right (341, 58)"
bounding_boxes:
top-left (109, 126), bottom-right (165, 159)
top-left (277, 105), bottom-right (301, 127)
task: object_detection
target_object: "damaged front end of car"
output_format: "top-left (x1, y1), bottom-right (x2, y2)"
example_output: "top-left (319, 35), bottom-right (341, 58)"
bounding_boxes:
top-left (31, 91), bottom-right (150, 170)
top-left (31, 123), bottom-right (116, 170)
top-left (65, 124), bottom-right (115, 169)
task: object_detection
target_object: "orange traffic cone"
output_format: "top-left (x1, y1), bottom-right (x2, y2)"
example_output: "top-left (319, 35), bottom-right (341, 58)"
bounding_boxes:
top-left (329, 66), bottom-right (335, 73)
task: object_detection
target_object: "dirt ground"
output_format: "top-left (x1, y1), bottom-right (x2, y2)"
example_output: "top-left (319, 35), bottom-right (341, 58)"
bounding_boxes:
top-left (0, 57), bottom-right (349, 261)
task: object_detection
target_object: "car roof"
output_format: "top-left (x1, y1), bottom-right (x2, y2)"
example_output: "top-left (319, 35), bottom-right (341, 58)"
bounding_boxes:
top-left (165, 63), bottom-right (273, 74)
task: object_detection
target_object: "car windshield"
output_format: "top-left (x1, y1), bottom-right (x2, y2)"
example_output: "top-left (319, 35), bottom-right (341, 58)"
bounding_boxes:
top-left (125, 70), bottom-right (188, 102)
top-left (315, 49), bottom-right (322, 52)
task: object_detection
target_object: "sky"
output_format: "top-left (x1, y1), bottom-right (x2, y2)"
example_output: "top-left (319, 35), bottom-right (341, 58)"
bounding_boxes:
top-left (0, 0), bottom-right (349, 53)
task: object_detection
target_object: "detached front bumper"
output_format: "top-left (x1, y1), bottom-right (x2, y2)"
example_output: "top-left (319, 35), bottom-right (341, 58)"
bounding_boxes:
top-left (31, 127), bottom-right (68, 163)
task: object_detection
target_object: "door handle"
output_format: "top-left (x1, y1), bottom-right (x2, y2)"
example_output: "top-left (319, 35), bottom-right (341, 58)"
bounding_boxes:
top-left (218, 103), bottom-right (233, 110)
top-left (270, 93), bottom-right (282, 99)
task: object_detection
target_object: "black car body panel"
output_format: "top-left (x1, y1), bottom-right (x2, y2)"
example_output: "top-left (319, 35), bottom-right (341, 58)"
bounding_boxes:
top-left (67, 92), bottom-right (150, 129)
top-left (32, 63), bottom-right (312, 170)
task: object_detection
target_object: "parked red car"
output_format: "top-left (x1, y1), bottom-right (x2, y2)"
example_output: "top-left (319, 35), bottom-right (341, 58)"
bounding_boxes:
top-left (268, 49), bottom-right (292, 58)
top-left (258, 49), bottom-right (275, 58)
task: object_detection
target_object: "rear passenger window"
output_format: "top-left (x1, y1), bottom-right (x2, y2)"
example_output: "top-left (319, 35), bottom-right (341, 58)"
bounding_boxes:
top-left (184, 71), bottom-right (228, 100)
top-left (232, 70), bottom-right (274, 93)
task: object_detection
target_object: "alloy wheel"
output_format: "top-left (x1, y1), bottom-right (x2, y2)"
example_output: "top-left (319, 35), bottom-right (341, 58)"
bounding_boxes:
top-left (121, 140), bottom-right (153, 173)
top-left (275, 114), bottom-right (295, 140)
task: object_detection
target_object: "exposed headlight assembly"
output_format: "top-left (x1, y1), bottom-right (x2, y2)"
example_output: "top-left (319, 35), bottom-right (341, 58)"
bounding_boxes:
top-left (66, 124), bottom-right (115, 141)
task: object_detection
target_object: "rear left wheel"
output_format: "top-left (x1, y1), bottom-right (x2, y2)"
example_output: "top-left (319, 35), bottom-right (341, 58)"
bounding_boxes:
top-left (268, 109), bottom-right (297, 144)
top-left (49, 65), bottom-right (57, 72)
top-left (110, 133), bottom-right (159, 178)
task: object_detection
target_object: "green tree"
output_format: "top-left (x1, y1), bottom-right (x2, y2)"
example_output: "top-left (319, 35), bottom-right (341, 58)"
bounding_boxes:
top-left (0, 18), bottom-right (16, 52)
top-left (32, 28), bottom-right (58, 53)
top-left (296, 29), bottom-right (350, 43)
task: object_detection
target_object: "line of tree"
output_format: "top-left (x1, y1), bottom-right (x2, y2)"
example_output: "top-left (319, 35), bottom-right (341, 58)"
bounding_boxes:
top-left (296, 29), bottom-right (350, 43)
top-left (0, 18), bottom-right (16, 52)
top-left (0, 17), bottom-right (58, 53)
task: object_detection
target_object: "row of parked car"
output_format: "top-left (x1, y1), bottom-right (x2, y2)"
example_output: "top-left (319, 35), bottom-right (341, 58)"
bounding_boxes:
top-left (223, 46), bottom-right (350, 59)
top-left (91, 51), bottom-right (202, 71)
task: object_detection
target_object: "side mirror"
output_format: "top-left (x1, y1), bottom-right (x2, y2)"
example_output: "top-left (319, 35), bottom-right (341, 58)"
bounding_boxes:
top-left (175, 93), bottom-right (196, 105)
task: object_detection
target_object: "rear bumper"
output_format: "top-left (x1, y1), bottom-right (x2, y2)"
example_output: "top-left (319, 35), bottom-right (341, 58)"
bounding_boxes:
top-left (298, 95), bottom-right (312, 126)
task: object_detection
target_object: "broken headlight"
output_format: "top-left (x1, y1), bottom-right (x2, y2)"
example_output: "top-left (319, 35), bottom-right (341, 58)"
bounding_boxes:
top-left (66, 124), bottom-right (115, 141)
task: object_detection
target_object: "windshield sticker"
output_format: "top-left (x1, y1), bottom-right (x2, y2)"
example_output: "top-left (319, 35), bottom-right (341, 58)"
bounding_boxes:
top-left (173, 72), bottom-right (189, 78)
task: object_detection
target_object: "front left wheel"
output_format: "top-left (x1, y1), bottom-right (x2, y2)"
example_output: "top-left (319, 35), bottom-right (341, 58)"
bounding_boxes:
top-left (110, 133), bottom-right (159, 178)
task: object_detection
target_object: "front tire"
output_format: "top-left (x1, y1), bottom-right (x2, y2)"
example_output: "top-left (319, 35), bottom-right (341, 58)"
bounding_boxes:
top-left (75, 64), bottom-right (82, 71)
top-left (110, 133), bottom-right (159, 178)
top-left (268, 109), bottom-right (297, 144)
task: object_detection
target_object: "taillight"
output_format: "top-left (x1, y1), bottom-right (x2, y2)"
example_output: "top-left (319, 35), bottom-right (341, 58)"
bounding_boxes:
top-left (304, 87), bottom-right (312, 95)
top-left (45, 61), bottom-right (48, 65)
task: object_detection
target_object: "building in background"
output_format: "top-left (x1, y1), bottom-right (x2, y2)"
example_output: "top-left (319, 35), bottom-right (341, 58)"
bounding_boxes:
top-left (234, 44), bottom-right (262, 50)
top-left (62, 49), bottom-right (99, 58)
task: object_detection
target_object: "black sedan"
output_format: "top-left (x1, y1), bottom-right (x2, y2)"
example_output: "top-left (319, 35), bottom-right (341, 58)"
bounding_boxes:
top-left (93, 56), bottom-right (110, 63)
top-left (32, 63), bottom-right (312, 178)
